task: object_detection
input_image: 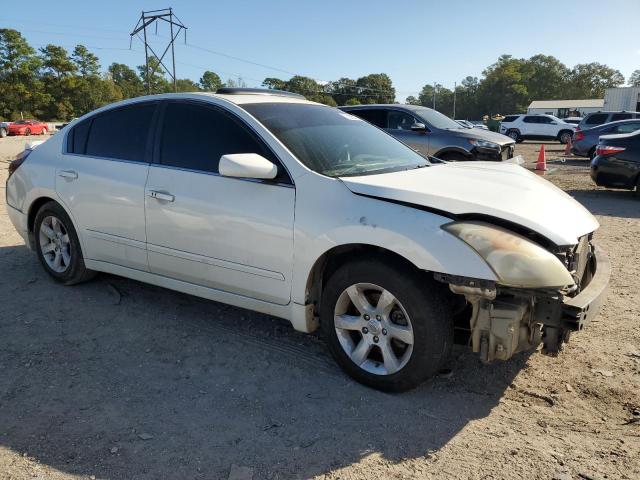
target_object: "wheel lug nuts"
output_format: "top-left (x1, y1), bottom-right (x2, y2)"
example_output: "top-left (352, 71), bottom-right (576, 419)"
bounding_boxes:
top-left (373, 336), bottom-right (379, 343)
top-left (376, 315), bottom-right (381, 320)
top-left (382, 329), bottom-right (387, 335)
top-left (362, 327), bottom-right (368, 334)
top-left (363, 314), bottom-right (370, 320)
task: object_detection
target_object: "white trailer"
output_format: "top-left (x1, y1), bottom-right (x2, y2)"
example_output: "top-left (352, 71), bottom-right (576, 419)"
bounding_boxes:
top-left (603, 87), bottom-right (640, 112)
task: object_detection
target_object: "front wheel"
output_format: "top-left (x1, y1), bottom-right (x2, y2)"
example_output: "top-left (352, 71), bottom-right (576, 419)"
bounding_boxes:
top-left (320, 259), bottom-right (453, 392)
top-left (507, 129), bottom-right (520, 142)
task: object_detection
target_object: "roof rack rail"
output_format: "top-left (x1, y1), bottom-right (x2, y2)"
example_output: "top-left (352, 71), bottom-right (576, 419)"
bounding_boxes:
top-left (215, 87), bottom-right (305, 99)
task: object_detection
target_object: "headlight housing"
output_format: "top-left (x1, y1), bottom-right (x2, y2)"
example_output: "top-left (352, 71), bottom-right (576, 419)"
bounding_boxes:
top-left (468, 139), bottom-right (500, 149)
top-left (442, 221), bottom-right (575, 288)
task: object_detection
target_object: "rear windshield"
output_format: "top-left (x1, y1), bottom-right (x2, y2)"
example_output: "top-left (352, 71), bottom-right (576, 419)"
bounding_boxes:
top-left (243, 103), bottom-right (430, 177)
top-left (585, 113), bottom-right (608, 125)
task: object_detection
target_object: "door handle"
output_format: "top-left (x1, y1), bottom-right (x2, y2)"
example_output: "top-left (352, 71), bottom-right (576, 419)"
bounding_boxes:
top-left (146, 190), bottom-right (175, 202)
top-left (58, 170), bottom-right (78, 180)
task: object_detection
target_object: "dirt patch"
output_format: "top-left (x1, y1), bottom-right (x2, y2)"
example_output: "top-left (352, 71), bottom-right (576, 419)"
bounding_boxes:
top-left (0, 136), bottom-right (638, 480)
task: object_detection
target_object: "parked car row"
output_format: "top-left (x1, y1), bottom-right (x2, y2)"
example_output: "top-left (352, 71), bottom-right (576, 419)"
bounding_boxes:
top-left (572, 118), bottom-right (640, 159)
top-left (6, 88), bottom-right (609, 391)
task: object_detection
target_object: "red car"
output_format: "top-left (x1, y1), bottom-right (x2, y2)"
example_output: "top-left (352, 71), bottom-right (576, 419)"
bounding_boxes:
top-left (8, 120), bottom-right (48, 136)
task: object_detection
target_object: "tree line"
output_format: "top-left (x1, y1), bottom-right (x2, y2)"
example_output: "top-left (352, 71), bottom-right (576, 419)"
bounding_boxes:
top-left (1, 28), bottom-right (638, 122)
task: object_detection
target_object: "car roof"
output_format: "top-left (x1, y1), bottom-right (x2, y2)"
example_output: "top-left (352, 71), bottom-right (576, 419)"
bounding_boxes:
top-left (589, 118), bottom-right (640, 130)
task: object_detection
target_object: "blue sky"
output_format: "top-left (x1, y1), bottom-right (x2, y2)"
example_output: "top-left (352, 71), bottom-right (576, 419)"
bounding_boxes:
top-left (4, 0), bottom-right (639, 101)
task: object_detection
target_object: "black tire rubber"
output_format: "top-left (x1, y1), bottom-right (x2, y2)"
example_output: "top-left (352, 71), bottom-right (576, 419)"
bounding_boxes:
top-left (507, 129), bottom-right (520, 142)
top-left (320, 258), bottom-right (453, 392)
top-left (558, 130), bottom-right (572, 144)
top-left (588, 147), bottom-right (596, 160)
top-left (25, 128), bottom-right (31, 136)
top-left (443, 152), bottom-right (469, 162)
top-left (34, 201), bottom-right (96, 285)
top-left (634, 176), bottom-right (640, 198)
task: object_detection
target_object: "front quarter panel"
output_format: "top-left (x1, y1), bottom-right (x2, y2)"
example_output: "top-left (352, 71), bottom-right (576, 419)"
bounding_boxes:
top-left (290, 173), bottom-right (497, 305)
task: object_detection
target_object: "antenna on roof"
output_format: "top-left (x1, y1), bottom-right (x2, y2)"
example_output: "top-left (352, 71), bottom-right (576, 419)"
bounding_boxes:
top-left (130, 8), bottom-right (187, 94)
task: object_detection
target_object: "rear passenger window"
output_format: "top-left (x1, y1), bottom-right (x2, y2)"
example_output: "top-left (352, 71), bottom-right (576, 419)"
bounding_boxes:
top-left (159, 102), bottom-right (288, 182)
top-left (523, 116), bottom-right (538, 123)
top-left (502, 115), bottom-right (519, 123)
top-left (585, 113), bottom-right (608, 125)
top-left (345, 109), bottom-right (386, 128)
top-left (611, 113), bottom-right (632, 121)
top-left (67, 120), bottom-right (91, 154)
top-left (85, 103), bottom-right (156, 161)
top-left (616, 122), bottom-right (640, 134)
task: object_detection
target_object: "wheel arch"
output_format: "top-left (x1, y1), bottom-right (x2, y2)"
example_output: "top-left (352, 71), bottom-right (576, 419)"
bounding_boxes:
top-left (26, 196), bottom-right (84, 253)
top-left (303, 243), bottom-right (436, 331)
top-left (433, 147), bottom-right (472, 161)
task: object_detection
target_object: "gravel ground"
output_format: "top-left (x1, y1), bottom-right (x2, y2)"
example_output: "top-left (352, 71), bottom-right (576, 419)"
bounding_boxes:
top-left (0, 135), bottom-right (638, 480)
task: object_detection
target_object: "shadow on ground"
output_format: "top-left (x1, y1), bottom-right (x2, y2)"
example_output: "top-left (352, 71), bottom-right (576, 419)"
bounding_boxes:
top-left (566, 188), bottom-right (639, 219)
top-left (0, 244), bottom-right (528, 479)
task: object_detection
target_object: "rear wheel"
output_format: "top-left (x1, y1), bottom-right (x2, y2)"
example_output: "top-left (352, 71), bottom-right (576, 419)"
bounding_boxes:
top-left (559, 130), bottom-right (572, 144)
top-left (41, 127), bottom-right (48, 135)
top-left (0, 127), bottom-right (6, 138)
top-left (320, 258), bottom-right (453, 392)
top-left (34, 201), bottom-right (95, 285)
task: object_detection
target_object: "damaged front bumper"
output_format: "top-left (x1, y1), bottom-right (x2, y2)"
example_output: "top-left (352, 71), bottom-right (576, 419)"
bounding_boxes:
top-left (435, 242), bottom-right (610, 363)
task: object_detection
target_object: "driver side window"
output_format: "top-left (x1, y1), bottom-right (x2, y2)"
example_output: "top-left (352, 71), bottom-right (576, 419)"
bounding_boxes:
top-left (387, 111), bottom-right (419, 131)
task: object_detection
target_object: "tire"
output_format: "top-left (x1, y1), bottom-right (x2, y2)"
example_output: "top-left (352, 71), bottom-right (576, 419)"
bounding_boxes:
top-left (558, 131), bottom-right (572, 144)
top-left (442, 152), bottom-right (469, 162)
top-left (41, 127), bottom-right (48, 135)
top-left (634, 176), bottom-right (640, 198)
top-left (507, 129), bottom-right (520, 142)
top-left (0, 127), bottom-right (6, 138)
top-left (34, 201), bottom-right (95, 285)
top-left (588, 147), bottom-right (596, 160)
top-left (25, 128), bottom-right (31, 136)
top-left (320, 258), bottom-right (453, 392)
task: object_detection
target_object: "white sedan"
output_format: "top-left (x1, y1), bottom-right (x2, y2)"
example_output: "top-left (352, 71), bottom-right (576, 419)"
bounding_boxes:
top-left (6, 89), bottom-right (610, 391)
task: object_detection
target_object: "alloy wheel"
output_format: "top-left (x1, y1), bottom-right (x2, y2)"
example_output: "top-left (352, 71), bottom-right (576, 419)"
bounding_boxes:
top-left (39, 215), bottom-right (72, 273)
top-left (334, 283), bottom-right (414, 375)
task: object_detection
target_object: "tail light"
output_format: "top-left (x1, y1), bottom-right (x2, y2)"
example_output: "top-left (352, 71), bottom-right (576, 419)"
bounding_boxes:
top-left (573, 129), bottom-right (584, 141)
top-left (595, 145), bottom-right (626, 157)
top-left (7, 149), bottom-right (32, 179)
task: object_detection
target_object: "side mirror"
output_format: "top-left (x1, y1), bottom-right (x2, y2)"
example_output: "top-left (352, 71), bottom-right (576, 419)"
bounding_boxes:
top-left (411, 122), bottom-right (427, 132)
top-left (219, 153), bottom-right (278, 180)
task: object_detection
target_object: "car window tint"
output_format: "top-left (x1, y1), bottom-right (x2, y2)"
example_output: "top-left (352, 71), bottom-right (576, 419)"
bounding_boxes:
top-left (387, 111), bottom-right (418, 130)
top-left (616, 122), bottom-right (640, 134)
top-left (523, 116), bottom-right (538, 123)
top-left (611, 113), bottom-right (632, 121)
top-left (538, 117), bottom-right (553, 124)
top-left (67, 119), bottom-right (91, 154)
top-left (159, 102), bottom-right (287, 181)
top-left (86, 104), bottom-right (155, 161)
top-left (502, 115), bottom-right (519, 123)
top-left (344, 109), bottom-right (386, 128)
top-left (585, 113), bottom-right (608, 125)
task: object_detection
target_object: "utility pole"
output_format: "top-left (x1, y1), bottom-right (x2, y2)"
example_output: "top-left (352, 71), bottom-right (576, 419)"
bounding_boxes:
top-left (453, 81), bottom-right (457, 119)
top-left (130, 8), bottom-right (187, 94)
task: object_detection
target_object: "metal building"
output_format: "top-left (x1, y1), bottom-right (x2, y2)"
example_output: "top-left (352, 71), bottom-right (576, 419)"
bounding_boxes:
top-left (603, 87), bottom-right (640, 112)
top-left (526, 99), bottom-right (604, 118)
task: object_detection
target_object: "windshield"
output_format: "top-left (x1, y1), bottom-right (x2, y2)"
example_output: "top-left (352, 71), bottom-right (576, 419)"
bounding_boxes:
top-left (412, 107), bottom-right (463, 130)
top-left (243, 103), bottom-right (430, 177)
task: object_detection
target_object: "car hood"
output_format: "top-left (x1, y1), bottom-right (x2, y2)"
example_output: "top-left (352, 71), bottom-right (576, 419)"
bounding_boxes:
top-left (341, 162), bottom-right (598, 246)
top-left (445, 127), bottom-right (515, 146)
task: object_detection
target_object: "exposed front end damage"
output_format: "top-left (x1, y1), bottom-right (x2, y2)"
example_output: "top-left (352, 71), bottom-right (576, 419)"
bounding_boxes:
top-left (435, 240), bottom-right (610, 363)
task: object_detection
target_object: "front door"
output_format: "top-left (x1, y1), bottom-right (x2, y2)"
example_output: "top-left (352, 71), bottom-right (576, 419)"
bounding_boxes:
top-left (144, 101), bottom-right (295, 305)
top-left (385, 109), bottom-right (430, 156)
top-left (55, 102), bottom-right (157, 270)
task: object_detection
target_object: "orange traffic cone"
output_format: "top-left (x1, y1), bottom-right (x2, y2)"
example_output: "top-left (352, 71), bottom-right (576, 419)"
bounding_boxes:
top-left (564, 137), bottom-right (572, 156)
top-left (536, 144), bottom-right (547, 171)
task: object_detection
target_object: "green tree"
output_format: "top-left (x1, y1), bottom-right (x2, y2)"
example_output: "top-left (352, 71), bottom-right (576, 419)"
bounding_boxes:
top-left (108, 63), bottom-right (144, 99)
top-left (39, 44), bottom-right (76, 78)
top-left (330, 77), bottom-right (358, 105)
top-left (72, 45), bottom-right (100, 77)
top-left (137, 57), bottom-right (171, 94)
top-left (477, 55), bottom-right (528, 115)
top-left (355, 73), bottom-right (395, 104)
top-left (0, 28), bottom-right (45, 119)
top-left (262, 77), bottom-right (286, 90)
top-left (175, 78), bottom-right (200, 92)
top-left (405, 95), bottom-right (420, 105)
top-left (345, 97), bottom-right (361, 106)
top-left (39, 44), bottom-right (77, 119)
top-left (520, 54), bottom-right (569, 101)
top-left (628, 69), bottom-right (640, 87)
top-left (566, 63), bottom-right (625, 98)
top-left (199, 70), bottom-right (222, 91)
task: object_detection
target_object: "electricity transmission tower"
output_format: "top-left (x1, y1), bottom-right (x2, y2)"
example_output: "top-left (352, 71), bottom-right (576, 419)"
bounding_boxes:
top-left (130, 8), bottom-right (187, 94)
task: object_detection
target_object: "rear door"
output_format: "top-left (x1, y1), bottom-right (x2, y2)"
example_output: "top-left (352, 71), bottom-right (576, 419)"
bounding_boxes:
top-left (55, 102), bottom-right (157, 270)
top-left (522, 116), bottom-right (541, 136)
top-left (144, 100), bottom-right (295, 305)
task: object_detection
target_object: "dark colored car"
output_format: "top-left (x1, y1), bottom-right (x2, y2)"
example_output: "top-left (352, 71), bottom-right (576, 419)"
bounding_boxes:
top-left (339, 105), bottom-right (515, 161)
top-left (572, 119), bottom-right (640, 159)
top-left (577, 111), bottom-right (640, 131)
top-left (590, 129), bottom-right (640, 195)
